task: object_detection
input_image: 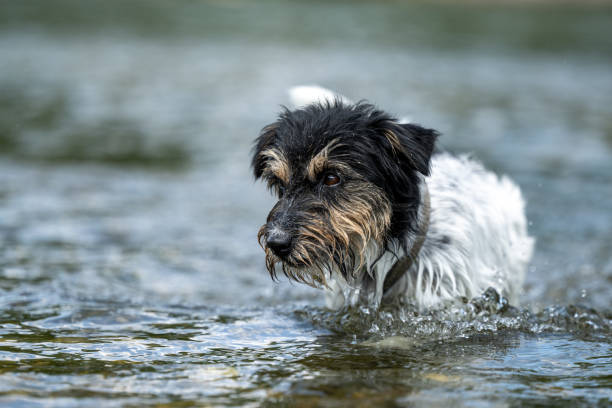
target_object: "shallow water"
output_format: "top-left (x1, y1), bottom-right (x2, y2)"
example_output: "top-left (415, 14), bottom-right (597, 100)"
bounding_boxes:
top-left (1, 1), bottom-right (612, 406)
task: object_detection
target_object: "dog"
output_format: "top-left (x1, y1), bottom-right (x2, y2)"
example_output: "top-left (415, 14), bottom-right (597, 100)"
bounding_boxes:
top-left (252, 86), bottom-right (534, 310)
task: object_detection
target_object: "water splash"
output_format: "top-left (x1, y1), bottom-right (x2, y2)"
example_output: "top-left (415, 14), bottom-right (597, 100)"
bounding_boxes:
top-left (298, 288), bottom-right (612, 344)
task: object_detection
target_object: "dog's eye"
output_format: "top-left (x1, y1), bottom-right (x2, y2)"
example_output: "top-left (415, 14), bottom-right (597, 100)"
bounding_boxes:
top-left (278, 184), bottom-right (286, 197)
top-left (323, 173), bottom-right (341, 187)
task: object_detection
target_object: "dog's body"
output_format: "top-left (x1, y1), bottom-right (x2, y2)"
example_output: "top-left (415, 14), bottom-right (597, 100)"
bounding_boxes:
top-left (253, 86), bottom-right (533, 310)
top-left (325, 152), bottom-right (533, 309)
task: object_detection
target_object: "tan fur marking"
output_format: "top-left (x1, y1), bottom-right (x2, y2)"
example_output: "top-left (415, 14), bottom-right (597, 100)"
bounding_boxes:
top-left (257, 225), bottom-right (267, 249)
top-left (259, 148), bottom-right (289, 184)
top-left (306, 138), bottom-right (343, 181)
top-left (327, 183), bottom-right (392, 271)
top-left (383, 129), bottom-right (403, 154)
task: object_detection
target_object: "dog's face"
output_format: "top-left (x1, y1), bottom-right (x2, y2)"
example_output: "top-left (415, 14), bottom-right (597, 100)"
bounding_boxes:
top-left (252, 101), bottom-right (437, 287)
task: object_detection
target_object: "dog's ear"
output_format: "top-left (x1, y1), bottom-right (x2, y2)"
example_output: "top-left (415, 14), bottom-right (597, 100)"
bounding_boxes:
top-left (379, 122), bottom-right (438, 176)
top-left (251, 122), bottom-right (278, 179)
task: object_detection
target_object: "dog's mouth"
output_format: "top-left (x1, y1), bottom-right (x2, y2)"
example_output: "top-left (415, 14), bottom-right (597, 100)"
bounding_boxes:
top-left (258, 224), bottom-right (335, 285)
top-left (262, 244), bottom-right (331, 287)
top-left (258, 225), bottom-right (314, 262)
top-left (262, 238), bottom-right (320, 268)
top-left (267, 249), bottom-right (307, 268)
top-left (257, 216), bottom-right (382, 288)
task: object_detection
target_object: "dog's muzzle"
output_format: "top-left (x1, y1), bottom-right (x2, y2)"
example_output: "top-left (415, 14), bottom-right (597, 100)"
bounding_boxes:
top-left (265, 228), bottom-right (293, 258)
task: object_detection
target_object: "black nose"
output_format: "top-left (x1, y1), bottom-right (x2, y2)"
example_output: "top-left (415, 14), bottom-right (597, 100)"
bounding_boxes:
top-left (266, 230), bottom-right (293, 258)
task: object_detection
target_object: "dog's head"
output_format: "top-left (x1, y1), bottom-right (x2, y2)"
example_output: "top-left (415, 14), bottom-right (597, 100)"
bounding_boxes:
top-left (252, 100), bottom-right (438, 287)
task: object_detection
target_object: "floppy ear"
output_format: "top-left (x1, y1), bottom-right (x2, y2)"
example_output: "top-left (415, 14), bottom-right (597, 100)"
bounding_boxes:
top-left (251, 122), bottom-right (278, 179)
top-left (365, 117), bottom-right (439, 239)
top-left (381, 122), bottom-right (439, 176)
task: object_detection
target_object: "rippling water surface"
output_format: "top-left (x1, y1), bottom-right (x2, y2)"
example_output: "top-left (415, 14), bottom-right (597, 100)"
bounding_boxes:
top-left (1, 1), bottom-right (611, 406)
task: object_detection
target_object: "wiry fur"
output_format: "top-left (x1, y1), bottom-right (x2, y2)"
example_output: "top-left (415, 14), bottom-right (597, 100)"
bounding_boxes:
top-left (252, 86), bottom-right (534, 310)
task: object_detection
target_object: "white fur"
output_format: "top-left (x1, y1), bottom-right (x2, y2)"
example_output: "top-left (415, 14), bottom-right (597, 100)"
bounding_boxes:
top-left (289, 85), bottom-right (351, 108)
top-left (288, 86), bottom-right (534, 309)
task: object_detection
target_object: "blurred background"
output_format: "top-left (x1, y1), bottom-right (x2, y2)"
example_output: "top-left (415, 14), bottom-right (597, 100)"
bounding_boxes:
top-left (1, 1), bottom-right (611, 406)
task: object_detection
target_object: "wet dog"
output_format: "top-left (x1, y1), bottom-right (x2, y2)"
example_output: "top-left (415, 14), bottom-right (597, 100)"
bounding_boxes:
top-left (252, 86), bottom-right (533, 309)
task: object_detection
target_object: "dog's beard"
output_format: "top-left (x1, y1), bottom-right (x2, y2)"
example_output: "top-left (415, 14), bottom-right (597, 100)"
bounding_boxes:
top-left (261, 234), bottom-right (372, 289)
top-left (258, 222), bottom-right (336, 288)
top-left (258, 194), bottom-right (392, 288)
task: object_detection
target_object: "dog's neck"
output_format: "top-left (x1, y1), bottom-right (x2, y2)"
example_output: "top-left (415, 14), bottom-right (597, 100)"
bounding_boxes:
top-left (382, 179), bottom-right (431, 294)
top-left (325, 178), bottom-right (431, 309)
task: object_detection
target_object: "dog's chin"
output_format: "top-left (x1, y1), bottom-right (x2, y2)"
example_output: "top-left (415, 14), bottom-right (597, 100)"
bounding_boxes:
top-left (264, 239), bottom-right (378, 287)
top-left (264, 248), bottom-right (331, 287)
top-left (271, 251), bottom-right (318, 269)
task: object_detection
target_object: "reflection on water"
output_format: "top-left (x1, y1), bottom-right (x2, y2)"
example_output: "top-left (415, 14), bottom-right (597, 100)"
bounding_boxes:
top-left (1, 0), bottom-right (612, 406)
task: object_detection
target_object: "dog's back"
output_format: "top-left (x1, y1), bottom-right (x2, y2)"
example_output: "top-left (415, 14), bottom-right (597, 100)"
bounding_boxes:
top-left (402, 153), bottom-right (534, 307)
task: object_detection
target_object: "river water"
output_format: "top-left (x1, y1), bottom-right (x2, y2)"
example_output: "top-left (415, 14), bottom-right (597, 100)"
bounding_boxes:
top-left (1, 1), bottom-right (611, 406)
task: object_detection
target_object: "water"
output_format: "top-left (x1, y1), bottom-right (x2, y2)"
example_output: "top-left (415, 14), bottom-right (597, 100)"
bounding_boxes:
top-left (1, 1), bottom-right (611, 406)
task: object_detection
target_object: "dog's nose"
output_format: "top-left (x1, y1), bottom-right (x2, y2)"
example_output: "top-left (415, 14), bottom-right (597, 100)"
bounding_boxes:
top-left (266, 231), bottom-right (293, 258)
